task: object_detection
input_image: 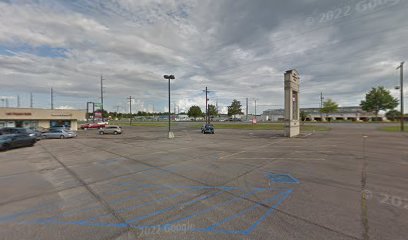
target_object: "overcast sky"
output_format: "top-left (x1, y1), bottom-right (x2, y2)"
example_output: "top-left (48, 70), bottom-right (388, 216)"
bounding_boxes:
top-left (0, 0), bottom-right (407, 114)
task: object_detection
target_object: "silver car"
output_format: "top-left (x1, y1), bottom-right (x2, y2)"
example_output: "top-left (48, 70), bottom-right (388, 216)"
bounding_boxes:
top-left (98, 125), bottom-right (122, 135)
top-left (42, 129), bottom-right (77, 139)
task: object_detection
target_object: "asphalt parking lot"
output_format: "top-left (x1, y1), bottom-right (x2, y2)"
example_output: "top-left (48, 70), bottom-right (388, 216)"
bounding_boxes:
top-left (0, 123), bottom-right (407, 240)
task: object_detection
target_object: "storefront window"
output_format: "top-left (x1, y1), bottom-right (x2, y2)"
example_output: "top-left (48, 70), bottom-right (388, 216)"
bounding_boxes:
top-left (50, 120), bottom-right (71, 128)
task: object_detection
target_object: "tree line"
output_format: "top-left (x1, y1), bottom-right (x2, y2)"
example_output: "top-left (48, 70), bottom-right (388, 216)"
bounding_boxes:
top-left (90, 86), bottom-right (402, 121)
top-left (187, 99), bottom-right (244, 119)
top-left (308, 86), bottom-right (402, 121)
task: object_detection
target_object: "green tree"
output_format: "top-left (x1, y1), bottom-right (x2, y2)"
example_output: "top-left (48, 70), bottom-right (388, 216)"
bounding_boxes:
top-left (187, 105), bottom-right (203, 120)
top-left (360, 86), bottom-right (398, 117)
top-left (300, 111), bottom-right (310, 121)
top-left (208, 104), bottom-right (218, 117)
top-left (321, 99), bottom-right (338, 118)
top-left (95, 109), bottom-right (109, 118)
top-left (385, 110), bottom-right (401, 121)
top-left (227, 99), bottom-right (243, 116)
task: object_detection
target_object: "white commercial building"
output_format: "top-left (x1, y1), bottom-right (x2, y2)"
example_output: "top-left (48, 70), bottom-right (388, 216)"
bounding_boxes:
top-left (0, 107), bottom-right (86, 130)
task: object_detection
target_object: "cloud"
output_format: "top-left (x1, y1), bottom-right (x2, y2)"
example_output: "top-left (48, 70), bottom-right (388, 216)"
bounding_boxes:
top-left (0, 0), bottom-right (407, 113)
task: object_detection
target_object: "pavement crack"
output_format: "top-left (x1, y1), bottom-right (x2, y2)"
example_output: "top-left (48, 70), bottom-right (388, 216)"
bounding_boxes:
top-left (39, 144), bottom-right (136, 235)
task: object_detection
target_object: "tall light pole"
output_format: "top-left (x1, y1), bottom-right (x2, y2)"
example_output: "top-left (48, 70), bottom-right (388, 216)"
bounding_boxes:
top-left (205, 87), bottom-right (208, 124)
top-left (127, 96), bottom-right (134, 126)
top-left (100, 75), bottom-right (105, 120)
top-left (164, 75), bottom-right (175, 138)
top-left (397, 62), bottom-right (405, 131)
top-left (252, 98), bottom-right (258, 124)
top-left (320, 92), bottom-right (324, 121)
top-left (50, 88), bottom-right (54, 110)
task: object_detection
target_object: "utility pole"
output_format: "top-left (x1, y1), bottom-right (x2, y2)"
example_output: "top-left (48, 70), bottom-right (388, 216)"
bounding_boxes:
top-left (17, 95), bottom-right (20, 108)
top-left (252, 98), bottom-right (258, 124)
top-left (164, 75), bottom-right (175, 138)
top-left (203, 87), bottom-right (213, 124)
top-left (205, 87), bottom-right (208, 124)
top-left (255, 99), bottom-right (257, 117)
top-left (127, 96), bottom-right (134, 126)
top-left (30, 92), bottom-right (33, 108)
top-left (51, 88), bottom-right (54, 110)
top-left (397, 62), bottom-right (405, 131)
top-left (246, 98), bottom-right (249, 121)
top-left (320, 92), bottom-right (324, 121)
top-left (100, 75), bottom-right (104, 118)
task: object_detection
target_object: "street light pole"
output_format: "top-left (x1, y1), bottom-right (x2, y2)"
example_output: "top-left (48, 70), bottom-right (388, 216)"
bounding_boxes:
top-left (164, 75), bottom-right (175, 138)
top-left (127, 96), bottom-right (134, 126)
top-left (397, 62), bottom-right (405, 131)
top-left (205, 86), bottom-right (208, 124)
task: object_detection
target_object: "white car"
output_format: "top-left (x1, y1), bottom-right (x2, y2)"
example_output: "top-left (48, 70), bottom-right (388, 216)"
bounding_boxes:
top-left (42, 129), bottom-right (77, 139)
top-left (98, 125), bottom-right (122, 135)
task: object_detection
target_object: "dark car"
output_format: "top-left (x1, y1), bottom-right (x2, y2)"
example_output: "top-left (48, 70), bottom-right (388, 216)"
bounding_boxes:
top-left (201, 124), bottom-right (215, 134)
top-left (0, 134), bottom-right (36, 151)
top-left (28, 128), bottom-right (44, 140)
top-left (0, 127), bottom-right (39, 139)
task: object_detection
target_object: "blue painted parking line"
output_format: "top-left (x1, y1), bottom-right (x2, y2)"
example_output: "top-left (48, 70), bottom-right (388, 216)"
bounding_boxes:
top-left (108, 186), bottom-right (171, 205)
top-left (34, 219), bottom-right (128, 228)
top-left (37, 183), bottom-right (155, 221)
top-left (84, 189), bottom-right (195, 223)
top-left (206, 190), bottom-right (290, 232)
top-left (115, 190), bottom-right (192, 214)
top-left (0, 201), bottom-right (58, 223)
top-left (266, 173), bottom-right (300, 184)
top-left (2, 181), bottom-right (298, 236)
top-left (164, 188), bottom-right (265, 226)
top-left (243, 189), bottom-right (293, 235)
top-left (125, 190), bottom-right (225, 224)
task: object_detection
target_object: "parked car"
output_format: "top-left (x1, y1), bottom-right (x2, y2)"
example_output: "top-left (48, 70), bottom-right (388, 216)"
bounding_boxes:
top-left (28, 129), bottom-right (43, 140)
top-left (49, 126), bottom-right (71, 131)
top-left (80, 122), bottom-right (106, 130)
top-left (201, 124), bottom-right (215, 134)
top-left (42, 129), bottom-right (77, 139)
top-left (0, 134), bottom-right (36, 151)
top-left (98, 125), bottom-right (122, 135)
top-left (0, 127), bottom-right (40, 140)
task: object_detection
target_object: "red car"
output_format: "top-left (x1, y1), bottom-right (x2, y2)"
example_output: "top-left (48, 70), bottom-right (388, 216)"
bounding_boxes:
top-left (80, 123), bottom-right (106, 130)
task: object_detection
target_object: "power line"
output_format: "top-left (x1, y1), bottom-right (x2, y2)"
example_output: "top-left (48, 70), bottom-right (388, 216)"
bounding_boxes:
top-left (100, 75), bottom-right (104, 113)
